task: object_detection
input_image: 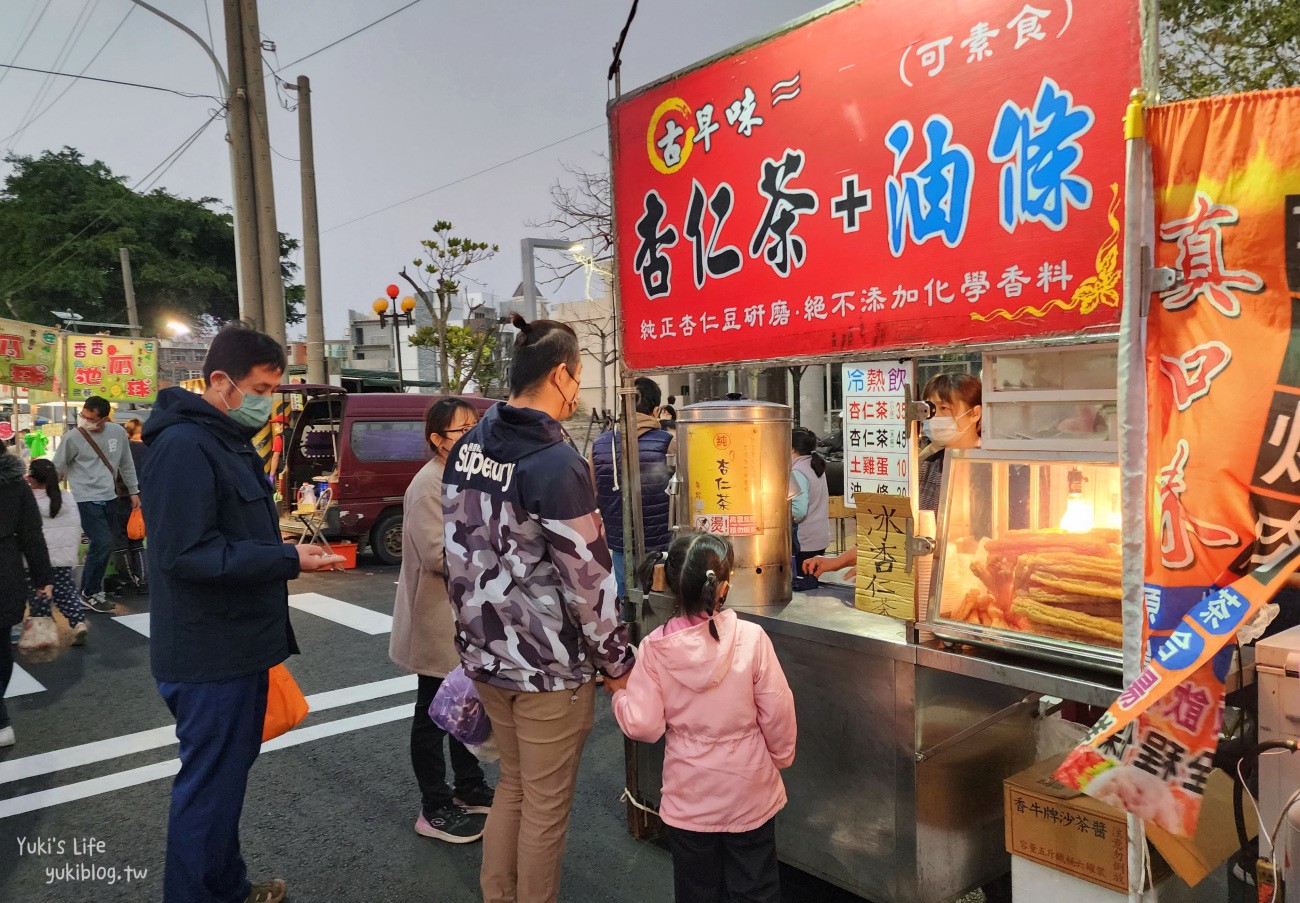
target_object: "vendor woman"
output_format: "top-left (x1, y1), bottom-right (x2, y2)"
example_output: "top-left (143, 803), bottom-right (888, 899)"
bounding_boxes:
top-left (803, 372), bottom-right (983, 578)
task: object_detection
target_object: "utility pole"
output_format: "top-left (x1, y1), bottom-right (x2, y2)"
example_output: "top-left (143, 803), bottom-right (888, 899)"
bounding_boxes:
top-left (294, 75), bottom-right (326, 385)
top-left (222, 0), bottom-right (262, 329)
top-left (119, 247), bottom-right (140, 337)
top-left (129, 1), bottom-right (252, 323)
top-left (238, 0), bottom-right (285, 347)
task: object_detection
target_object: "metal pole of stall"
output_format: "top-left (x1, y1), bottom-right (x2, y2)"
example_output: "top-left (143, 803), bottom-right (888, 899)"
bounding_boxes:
top-left (609, 12), bottom-right (657, 837)
top-left (1119, 86), bottom-right (1156, 903)
top-left (1122, 0), bottom-right (1161, 894)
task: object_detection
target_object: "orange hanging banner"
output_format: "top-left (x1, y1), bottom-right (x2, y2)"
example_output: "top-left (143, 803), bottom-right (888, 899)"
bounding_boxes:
top-left (1057, 88), bottom-right (1300, 836)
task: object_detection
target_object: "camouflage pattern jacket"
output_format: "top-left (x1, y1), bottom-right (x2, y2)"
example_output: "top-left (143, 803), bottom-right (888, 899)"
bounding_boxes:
top-left (443, 402), bottom-right (634, 692)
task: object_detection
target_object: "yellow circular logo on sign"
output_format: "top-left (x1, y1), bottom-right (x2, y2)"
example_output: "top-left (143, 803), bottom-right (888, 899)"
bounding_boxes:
top-left (646, 97), bottom-right (696, 175)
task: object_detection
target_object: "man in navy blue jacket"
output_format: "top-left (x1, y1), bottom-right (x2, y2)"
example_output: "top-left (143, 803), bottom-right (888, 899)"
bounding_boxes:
top-left (143, 325), bottom-right (337, 903)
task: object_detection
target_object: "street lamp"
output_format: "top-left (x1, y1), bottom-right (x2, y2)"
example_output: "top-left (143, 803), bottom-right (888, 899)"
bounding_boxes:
top-left (520, 238), bottom-right (584, 320)
top-left (374, 284), bottom-right (416, 392)
top-left (165, 321), bottom-right (191, 337)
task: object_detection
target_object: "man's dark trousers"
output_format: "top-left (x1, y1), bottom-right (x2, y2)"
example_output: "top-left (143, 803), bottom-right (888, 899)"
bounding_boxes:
top-left (77, 501), bottom-right (113, 597)
top-left (158, 670), bottom-right (268, 903)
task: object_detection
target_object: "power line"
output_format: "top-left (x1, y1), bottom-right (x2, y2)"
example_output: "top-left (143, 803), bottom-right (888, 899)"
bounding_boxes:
top-left (278, 0), bottom-right (425, 69)
top-left (0, 108), bottom-right (225, 301)
top-left (0, 0), bottom-right (52, 94)
top-left (0, 6), bottom-right (136, 147)
top-left (8, 0), bottom-right (102, 154)
top-left (0, 63), bottom-right (219, 100)
top-left (322, 123), bottom-right (606, 234)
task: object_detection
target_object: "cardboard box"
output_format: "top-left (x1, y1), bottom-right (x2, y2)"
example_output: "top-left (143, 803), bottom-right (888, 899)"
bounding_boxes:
top-left (1005, 755), bottom-right (1142, 892)
top-left (1005, 755), bottom-right (1250, 893)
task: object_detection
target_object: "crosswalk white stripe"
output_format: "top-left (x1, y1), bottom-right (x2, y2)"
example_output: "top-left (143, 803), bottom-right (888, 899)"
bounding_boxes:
top-left (288, 592), bottom-right (393, 635)
top-left (4, 665), bottom-right (45, 699)
top-left (5, 593), bottom-right (389, 704)
top-left (0, 703), bottom-right (411, 819)
top-left (112, 613), bottom-right (152, 638)
top-left (0, 674), bottom-right (417, 786)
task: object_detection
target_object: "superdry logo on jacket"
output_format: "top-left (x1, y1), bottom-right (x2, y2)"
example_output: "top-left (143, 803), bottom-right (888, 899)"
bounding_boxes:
top-left (443, 402), bottom-right (634, 692)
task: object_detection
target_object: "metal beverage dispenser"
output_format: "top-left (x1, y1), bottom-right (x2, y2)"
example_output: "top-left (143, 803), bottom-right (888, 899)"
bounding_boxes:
top-left (672, 401), bottom-right (793, 608)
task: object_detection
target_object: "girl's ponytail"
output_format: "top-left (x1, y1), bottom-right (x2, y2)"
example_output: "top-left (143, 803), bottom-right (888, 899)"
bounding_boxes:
top-left (700, 569), bottom-right (721, 641)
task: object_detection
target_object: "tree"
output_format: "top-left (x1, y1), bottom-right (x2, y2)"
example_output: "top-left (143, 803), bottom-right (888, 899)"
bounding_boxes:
top-left (572, 301), bottom-right (619, 414)
top-left (398, 220), bottom-right (498, 390)
top-left (0, 148), bottom-right (304, 328)
top-left (409, 322), bottom-right (499, 394)
top-left (528, 157), bottom-right (612, 290)
top-left (788, 365), bottom-right (808, 428)
top-left (1161, 0), bottom-right (1300, 99)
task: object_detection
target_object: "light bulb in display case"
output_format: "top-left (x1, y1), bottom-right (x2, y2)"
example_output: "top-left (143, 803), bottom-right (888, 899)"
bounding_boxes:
top-left (1059, 467), bottom-right (1094, 533)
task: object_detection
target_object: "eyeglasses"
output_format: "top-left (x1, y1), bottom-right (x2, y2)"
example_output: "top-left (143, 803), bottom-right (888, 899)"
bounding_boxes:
top-left (440, 426), bottom-right (474, 438)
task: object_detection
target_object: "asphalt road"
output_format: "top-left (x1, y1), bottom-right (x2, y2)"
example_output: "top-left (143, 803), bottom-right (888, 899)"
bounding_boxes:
top-left (0, 556), bottom-right (871, 903)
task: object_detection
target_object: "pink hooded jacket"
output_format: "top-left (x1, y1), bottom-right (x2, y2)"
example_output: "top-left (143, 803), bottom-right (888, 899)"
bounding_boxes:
top-left (612, 609), bottom-right (797, 833)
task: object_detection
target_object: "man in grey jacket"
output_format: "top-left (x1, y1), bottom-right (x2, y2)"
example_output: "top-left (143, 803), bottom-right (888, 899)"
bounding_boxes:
top-left (53, 396), bottom-right (139, 612)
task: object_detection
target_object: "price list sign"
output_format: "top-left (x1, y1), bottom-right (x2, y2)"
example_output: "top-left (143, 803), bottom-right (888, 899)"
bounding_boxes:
top-left (842, 360), bottom-right (913, 507)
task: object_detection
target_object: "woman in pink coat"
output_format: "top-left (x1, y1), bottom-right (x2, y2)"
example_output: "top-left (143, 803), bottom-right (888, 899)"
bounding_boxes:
top-left (608, 532), bottom-right (797, 903)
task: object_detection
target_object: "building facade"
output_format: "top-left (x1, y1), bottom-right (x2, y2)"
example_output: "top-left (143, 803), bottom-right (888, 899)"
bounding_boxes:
top-left (157, 337), bottom-right (212, 388)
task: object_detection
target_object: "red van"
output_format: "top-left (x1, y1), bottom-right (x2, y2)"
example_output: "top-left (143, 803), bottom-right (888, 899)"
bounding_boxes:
top-left (276, 387), bottom-right (495, 564)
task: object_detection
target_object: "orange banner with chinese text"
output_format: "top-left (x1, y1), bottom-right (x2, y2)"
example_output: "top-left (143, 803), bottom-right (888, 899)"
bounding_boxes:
top-left (1057, 88), bottom-right (1300, 837)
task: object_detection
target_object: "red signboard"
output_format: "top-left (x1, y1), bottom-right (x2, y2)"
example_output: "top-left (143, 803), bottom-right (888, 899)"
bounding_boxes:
top-left (611, 0), bottom-right (1142, 371)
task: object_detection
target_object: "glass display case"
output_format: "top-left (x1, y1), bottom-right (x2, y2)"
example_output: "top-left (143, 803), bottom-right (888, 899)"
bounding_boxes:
top-left (927, 449), bottom-right (1123, 673)
top-left (982, 345), bottom-right (1118, 453)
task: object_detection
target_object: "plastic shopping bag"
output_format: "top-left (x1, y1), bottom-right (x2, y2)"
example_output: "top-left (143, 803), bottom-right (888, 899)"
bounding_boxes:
top-left (18, 616), bottom-right (57, 654)
top-left (429, 665), bottom-right (492, 746)
top-left (466, 735), bottom-right (500, 765)
top-left (262, 663), bottom-right (310, 742)
top-left (127, 508), bottom-right (146, 541)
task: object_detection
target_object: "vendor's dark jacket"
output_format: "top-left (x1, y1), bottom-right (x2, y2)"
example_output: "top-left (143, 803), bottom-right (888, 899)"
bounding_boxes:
top-left (0, 453), bottom-right (52, 627)
top-left (142, 387), bottom-right (300, 683)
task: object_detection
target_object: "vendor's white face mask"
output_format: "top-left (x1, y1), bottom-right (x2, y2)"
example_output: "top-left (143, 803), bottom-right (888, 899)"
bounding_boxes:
top-left (927, 409), bottom-right (975, 447)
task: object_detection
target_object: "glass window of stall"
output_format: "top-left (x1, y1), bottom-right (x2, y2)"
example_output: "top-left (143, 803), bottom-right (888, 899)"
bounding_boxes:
top-left (927, 343), bottom-right (1123, 673)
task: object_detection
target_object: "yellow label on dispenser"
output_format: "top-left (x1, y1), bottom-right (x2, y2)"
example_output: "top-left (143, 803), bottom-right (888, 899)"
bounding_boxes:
top-left (687, 423), bottom-right (761, 536)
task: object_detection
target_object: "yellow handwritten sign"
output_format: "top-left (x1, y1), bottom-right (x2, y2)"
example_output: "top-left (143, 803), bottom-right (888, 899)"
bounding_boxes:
top-left (65, 335), bottom-right (158, 403)
top-left (0, 318), bottom-right (60, 392)
top-left (687, 423), bottom-right (761, 536)
top-left (854, 492), bottom-right (916, 620)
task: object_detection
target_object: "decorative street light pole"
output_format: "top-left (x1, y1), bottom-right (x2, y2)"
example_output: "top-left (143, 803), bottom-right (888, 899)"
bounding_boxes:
top-left (520, 238), bottom-right (584, 320)
top-left (374, 283), bottom-right (416, 392)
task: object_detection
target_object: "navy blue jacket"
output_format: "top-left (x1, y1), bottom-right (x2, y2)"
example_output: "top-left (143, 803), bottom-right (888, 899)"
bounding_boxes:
top-left (591, 414), bottom-right (672, 554)
top-left (142, 387), bottom-right (300, 683)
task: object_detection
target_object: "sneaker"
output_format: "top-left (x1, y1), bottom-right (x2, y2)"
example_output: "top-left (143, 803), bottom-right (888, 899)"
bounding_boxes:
top-left (454, 783), bottom-right (495, 814)
top-left (414, 805), bottom-right (486, 844)
top-left (82, 592), bottom-right (115, 614)
top-left (244, 879), bottom-right (286, 903)
top-left (70, 622), bottom-right (89, 647)
top-left (0, 726), bottom-right (14, 747)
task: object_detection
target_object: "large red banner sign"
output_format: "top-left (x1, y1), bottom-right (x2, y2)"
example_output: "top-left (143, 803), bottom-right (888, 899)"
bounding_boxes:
top-left (611, 0), bottom-right (1142, 371)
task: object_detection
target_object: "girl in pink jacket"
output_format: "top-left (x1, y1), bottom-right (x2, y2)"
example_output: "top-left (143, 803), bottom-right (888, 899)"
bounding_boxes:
top-left (609, 532), bottom-right (797, 903)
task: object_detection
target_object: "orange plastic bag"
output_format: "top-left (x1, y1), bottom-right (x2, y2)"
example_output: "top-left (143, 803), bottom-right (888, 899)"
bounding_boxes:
top-left (126, 508), bottom-right (145, 541)
top-left (262, 663), bottom-right (309, 742)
